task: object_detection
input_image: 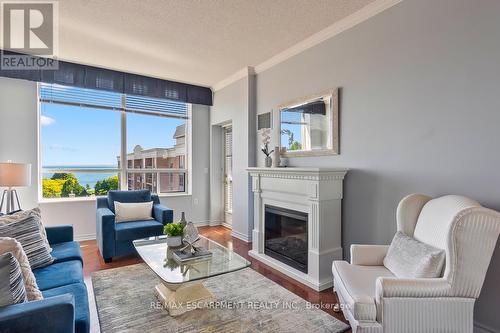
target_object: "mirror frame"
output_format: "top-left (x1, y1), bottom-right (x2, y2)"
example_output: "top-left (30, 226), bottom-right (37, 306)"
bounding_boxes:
top-left (277, 88), bottom-right (339, 157)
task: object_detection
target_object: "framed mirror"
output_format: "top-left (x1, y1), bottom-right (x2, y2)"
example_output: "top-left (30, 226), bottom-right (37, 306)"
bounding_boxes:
top-left (278, 88), bottom-right (338, 157)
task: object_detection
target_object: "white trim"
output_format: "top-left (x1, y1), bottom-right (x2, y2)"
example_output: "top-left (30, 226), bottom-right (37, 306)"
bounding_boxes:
top-left (231, 229), bottom-right (251, 242)
top-left (75, 233), bottom-right (96, 242)
top-left (212, 66), bottom-right (255, 91)
top-left (221, 222), bottom-right (232, 229)
top-left (212, 0), bottom-right (402, 91)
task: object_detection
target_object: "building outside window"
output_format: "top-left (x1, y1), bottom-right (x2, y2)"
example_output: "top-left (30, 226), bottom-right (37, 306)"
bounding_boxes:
top-left (39, 83), bottom-right (190, 200)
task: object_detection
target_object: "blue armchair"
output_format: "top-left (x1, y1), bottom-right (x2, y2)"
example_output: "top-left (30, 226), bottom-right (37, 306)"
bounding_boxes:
top-left (96, 190), bottom-right (173, 262)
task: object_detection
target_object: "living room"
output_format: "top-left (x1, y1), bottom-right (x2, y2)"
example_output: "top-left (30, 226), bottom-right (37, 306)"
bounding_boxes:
top-left (1, 0), bottom-right (499, 332)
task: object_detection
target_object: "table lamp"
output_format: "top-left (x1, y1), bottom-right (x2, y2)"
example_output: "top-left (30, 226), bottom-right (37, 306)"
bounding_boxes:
top-left (0, 162), bottom-right (31, 214)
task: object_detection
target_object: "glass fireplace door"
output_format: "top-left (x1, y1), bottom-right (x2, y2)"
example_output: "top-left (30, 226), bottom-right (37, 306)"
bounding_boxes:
top-left (264, 205), bottom-right (308, 273)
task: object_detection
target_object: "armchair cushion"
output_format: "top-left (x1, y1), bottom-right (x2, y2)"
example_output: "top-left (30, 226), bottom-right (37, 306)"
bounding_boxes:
top-left (153, 203), bottom-right (174, 225)
top-left (115, 220), bottom-right (164, 241)
top-left (45, 225), bottom-right (74, 245)
top-left (350, 244), bottom-right (389, 266)
top-left (33, 260), bottom-right (83, 291)
top-left (51, 241), bottom-right (83, 264)
top-left (107, 189), bottom-right (151, 213)
top-left (383, 231), bottom-right (445, 278)
top-left (332, 260), bottom-right (394, 321)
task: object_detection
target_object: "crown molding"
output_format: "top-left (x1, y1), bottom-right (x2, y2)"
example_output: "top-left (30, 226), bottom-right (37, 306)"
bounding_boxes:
top-left (212, 0), bottom-right (402, 91)
top-left (212, 66), bottom-right (255, 91)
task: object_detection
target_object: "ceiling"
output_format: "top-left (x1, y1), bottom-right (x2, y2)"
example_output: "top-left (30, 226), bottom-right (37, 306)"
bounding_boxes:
top-left (53, 1), bottom-right (376, 87)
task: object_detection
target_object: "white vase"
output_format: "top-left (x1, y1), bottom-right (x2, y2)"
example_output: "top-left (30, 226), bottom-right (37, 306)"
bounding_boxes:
top-left (166, 236), bottom-right (182, 247)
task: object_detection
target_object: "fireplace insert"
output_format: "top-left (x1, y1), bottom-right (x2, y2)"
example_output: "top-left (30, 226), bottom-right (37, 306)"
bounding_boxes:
top-left (264, 205), bottom-right (308, 273)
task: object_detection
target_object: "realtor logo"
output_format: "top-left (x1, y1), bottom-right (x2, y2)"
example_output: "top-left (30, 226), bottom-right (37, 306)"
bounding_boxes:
top-left (1, 1), bottom-right (58, 69)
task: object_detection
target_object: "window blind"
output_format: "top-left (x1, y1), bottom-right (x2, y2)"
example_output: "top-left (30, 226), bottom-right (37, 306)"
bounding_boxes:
top-left (1, 50), bottom-right (212, 106)
top-left (40, 83), bottom-right (188, 119)
top-left (224, 127), bottom-right (233, 213)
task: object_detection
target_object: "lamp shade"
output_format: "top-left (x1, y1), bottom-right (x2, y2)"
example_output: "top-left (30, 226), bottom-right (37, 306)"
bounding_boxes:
top-left (0, 163), bottom-right (31, 187)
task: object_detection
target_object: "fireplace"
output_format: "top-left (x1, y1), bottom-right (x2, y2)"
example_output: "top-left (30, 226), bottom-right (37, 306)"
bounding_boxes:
top-left (264, 205), bottom-right (308, 273)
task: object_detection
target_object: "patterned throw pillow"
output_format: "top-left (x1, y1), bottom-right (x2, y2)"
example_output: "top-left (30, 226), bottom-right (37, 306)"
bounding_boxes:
top-left (0, 252), bottom-right (27, 307)
top-left (0, 216), bottom-right (54, 269)
top-left (0, 237), bottom-right (43, 301)
top-left (0, 208), bottom-right (52, 252)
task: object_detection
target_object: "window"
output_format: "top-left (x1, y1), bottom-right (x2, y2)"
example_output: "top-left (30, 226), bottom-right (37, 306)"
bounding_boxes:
top-left (39, 83), bottom-right (190, 199)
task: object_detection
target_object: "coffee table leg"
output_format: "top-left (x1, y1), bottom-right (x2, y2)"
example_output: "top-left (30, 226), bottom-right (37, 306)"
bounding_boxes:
top-left (155, 281), bottom-right (215, 316)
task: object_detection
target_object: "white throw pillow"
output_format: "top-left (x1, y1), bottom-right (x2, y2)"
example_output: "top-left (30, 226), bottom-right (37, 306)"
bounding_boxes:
top-left (383, 231), bottom-right (445, 278)
top-left (0, 237), bottom-right (43, 301)
top-left (114, 201), bottom-right (154, 223)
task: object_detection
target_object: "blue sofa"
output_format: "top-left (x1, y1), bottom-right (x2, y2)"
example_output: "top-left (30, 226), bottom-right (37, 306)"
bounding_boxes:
top-left (96, 190), bottom-right (173, 262)
top-left (0, 225), bottom-right (89, 333)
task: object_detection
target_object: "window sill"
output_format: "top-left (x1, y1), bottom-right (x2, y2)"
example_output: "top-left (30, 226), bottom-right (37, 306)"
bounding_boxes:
top-left (38, 192), bottom-right (191, 204)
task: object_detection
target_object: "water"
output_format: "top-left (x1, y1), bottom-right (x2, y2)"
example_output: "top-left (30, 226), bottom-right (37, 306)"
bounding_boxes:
top-left (42, 165), bottom-right (117, 188)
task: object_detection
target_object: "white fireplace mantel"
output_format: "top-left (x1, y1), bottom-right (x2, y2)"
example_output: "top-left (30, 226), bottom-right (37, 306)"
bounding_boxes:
top-left (247, 167), bottom-right (348, 291)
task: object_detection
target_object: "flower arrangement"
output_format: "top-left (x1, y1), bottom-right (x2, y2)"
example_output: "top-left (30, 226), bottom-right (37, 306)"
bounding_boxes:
top-left (260, 128), bottom-right (274, 157)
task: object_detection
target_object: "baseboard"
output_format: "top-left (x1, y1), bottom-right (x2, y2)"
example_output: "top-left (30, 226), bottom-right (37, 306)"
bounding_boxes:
top-left (221, 222), bottom-right (232, 229)
top-left (193, 220), bottom-right (211, 227)
top-left (474, 321), bottom-right (498, 333)
top-left (75, 233), bottom-right (96, 241)
top-left (231, 229), bottom-right (251, 242)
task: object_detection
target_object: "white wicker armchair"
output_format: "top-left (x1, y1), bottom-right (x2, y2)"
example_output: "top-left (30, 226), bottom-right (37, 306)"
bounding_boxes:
top-left (332, 194), bottom-right (500, 333)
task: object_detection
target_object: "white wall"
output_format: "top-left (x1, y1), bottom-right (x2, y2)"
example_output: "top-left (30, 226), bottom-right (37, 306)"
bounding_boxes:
top-left (0, 77), bottom-right (211, 240)
top-left (211, 74), bottom-right (256, 241)
top-left (0, 77), bottom-right (39, 210)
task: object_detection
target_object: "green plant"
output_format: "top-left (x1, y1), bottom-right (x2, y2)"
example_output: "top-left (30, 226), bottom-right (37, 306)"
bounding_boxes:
top-left (163, 223), bottom-right (184, 237)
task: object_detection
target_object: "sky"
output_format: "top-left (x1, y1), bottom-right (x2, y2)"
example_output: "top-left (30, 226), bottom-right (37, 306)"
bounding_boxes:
top-left (41, 103), bottom-right (185, 167)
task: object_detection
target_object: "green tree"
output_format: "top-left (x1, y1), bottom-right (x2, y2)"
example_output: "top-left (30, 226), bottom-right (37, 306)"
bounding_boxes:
top-left (42, 179), bottom-right (66, 198)
top-left (61, 177), bottom-right (86, 197)
top-left (94, 175), bottom-right (119, 195)
top-left (51, 173), bottom-right (77, 181)
top-left (290, 141), bottom-right (302, 151)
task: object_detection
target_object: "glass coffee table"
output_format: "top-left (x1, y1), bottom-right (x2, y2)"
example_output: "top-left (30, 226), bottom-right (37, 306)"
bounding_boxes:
top-left (133, 235), bottom-right (250, 316)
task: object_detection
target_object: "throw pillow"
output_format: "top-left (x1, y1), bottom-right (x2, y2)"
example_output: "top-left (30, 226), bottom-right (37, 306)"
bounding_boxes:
top-left (0, 237), bottom-right (42, 301)
top-left (0, 252), bottom-right (27, 307)
top-left (0, 208), bottom-right (52, 252)
top-left (383, 231), bottom-right (445, 278)
top-left (0, 216), bottom-right (54, 269)
top-left (114, 201), bottom-right (154, 223)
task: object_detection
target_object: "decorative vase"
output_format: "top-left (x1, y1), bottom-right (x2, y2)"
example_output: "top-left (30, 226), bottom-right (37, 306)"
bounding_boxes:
top-left (265, 156), bottom-right (272, 167)
top-left (166, 235), bottom-right (182, 247)
top-left (272, 146), bottom-right (280, 167)
top-left (179, 212), bottom-right (187, 227)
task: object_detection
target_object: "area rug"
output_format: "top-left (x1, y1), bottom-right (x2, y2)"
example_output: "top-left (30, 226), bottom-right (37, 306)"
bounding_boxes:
top-left (92, 264), bottom-right (349, 333)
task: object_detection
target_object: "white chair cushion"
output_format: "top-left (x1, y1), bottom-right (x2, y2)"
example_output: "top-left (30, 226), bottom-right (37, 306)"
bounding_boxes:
top-left (413, 195), bottom-right (479, 250)
top-left (114, 201), bottom-right (154, 223)
top-left (332, 260), bottom-right (394, 321)
top-left (383, 231), bottom-right (445, 278)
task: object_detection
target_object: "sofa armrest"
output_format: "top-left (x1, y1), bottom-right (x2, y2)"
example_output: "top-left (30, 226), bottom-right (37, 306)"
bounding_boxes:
top-left (350, 244), bottom-right (389, 266)
top-left (0, 294), bottom-right (75, 333)
top-left (96, 207), bottom-right (116, 260)
top-left (376, 277), bottom-right (451, 300)
top-left (45, 225), bottom-right (74, 245)
top-left (153, 204), bottom-right (173, 225)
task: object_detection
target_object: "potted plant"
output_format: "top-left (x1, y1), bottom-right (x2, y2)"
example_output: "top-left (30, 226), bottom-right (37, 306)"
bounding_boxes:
top-left (260, 128), bottom-right (274, 167)
top-left (163, 223), bottom-right (184, 247)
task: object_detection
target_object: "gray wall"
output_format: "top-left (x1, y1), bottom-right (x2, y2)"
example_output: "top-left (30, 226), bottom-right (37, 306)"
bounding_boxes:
top-left (254, 0), bottom-right (500, 330)
top-left (211, 75), bottom-right (256, 240)
top-left (0, 77), bottom-right (211, 239)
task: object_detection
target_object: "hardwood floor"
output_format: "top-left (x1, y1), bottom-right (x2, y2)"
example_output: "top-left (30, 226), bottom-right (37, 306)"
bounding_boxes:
top-left (81, 226), bottom-right (351, 333)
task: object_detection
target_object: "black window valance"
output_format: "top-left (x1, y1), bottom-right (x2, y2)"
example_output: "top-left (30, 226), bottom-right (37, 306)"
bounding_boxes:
top-left (0, 51), bottom-right (213, 106)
